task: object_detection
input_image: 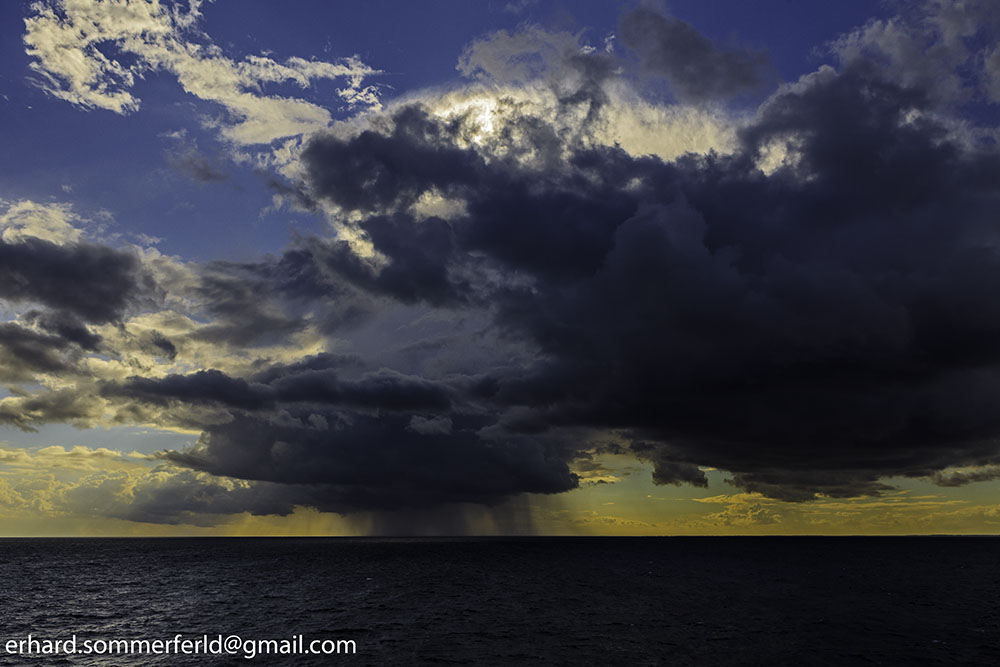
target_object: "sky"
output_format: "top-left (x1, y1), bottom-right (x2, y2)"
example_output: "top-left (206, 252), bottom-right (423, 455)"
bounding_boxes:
top-left (0, 0), bottom-right (999, 536)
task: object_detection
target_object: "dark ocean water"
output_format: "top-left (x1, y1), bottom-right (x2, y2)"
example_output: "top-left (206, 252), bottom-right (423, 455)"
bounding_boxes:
top-left (0, 537), bottom-right (997, 666)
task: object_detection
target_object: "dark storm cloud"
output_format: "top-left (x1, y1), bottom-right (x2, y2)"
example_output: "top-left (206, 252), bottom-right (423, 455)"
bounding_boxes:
top-left (0, 322), bottom-right (77, 381)
top-left (24, 309), bottom-right (102, 351)
top-left (109, 370), bottom-right (271, 410)
top-left (726, 471), bottom-right (897, 503)
top-left (301, 106), bottom-right (649, 287)
top-left (288, 27), bottom-right (1000, 501)
top-left (0, 237), bottom-right (148, 323)
top-left (190, 263), bottom-right (307, 346)
top-left (247, 352), bottom-right (362, 383)
top-left (0, 310), bottom-right (113, 383)
top-left (619, 5), bottom-right (771, 101)
top-left (161, 409), bottom-right (576, 512)
top-left (102, 352), bottom-right (573, 511)
top-left (460, 170), bottom-right (643, 282)
top-left (486, 63), bottom-right (1000, 498)
top-left (302, 106), bottom-right (482, 214)
top-left (189, 251), bottom-right (373, 345)
top-left (105, 366), bottom-right (453, 412)
top-left (302, 87), bottom-right (636, 292)
top-left (271, 367), bottom-right (452, 410)
top-left (631, 443), bottom-right (708, 488)
top-left (21, 5), bottom-right (982, 517)
top-left (300, 220), bottom-right (468, 306)
top-left (0, 386), bottom-right (100, 431)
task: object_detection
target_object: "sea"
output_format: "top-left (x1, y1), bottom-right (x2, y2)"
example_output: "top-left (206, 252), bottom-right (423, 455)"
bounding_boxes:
top-left (0, 537), bottom-right (996, 665)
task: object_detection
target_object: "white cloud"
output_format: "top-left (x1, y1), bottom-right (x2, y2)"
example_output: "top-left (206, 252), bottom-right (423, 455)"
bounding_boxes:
top-left (24, 0), bottom-right (381, 144)
top-left (0, 199), bottom-right (85, 245)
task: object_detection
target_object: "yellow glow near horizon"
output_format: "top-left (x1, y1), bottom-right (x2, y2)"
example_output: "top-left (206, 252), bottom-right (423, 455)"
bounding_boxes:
top-left (1, 442), bottom-right (999, 536)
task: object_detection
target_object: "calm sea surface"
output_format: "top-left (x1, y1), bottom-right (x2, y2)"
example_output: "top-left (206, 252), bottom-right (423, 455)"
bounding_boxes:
top-left (0, 537), bottom-right (997, 665)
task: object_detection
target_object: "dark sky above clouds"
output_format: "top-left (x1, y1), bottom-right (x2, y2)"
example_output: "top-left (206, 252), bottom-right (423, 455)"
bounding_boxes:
top-left (0, 0), bottom-right (999, 534)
